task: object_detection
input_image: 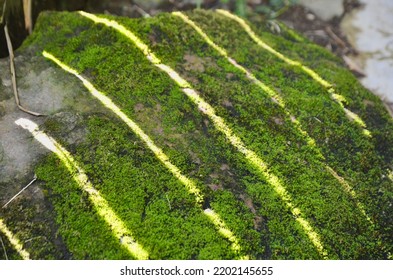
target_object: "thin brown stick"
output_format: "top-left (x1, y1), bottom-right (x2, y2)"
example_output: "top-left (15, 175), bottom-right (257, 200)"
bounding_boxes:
top-left (23, 0), bottom-right (32, 34)
top-left (325, 26), bottom-right (347, 49)
top-left (0, 236), bottom-right (8, 260)
top-left (4, 24), bottom-right (43, 116)
top-left (0, 0), bottom-right (6, 24)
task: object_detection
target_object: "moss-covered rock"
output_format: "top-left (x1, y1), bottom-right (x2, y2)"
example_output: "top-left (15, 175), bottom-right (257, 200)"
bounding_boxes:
top-left (1, 9), bottom-right (392, 260)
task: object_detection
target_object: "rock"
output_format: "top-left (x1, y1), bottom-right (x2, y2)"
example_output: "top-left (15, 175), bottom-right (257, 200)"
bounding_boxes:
top-left (298, 0), bottom-right (344, 21)
top-left (341, 0), bottom-right (393, 103)
top-left (0, 43), bottom-right (101, 204)
top-left (306, 12), bottom-right (316, 21)
top-left (0, 9), bottom-right (392, 260)
top-left (0, 31), bottom-right (101, 260)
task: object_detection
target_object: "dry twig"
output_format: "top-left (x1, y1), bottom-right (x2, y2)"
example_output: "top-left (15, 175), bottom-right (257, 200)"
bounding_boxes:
top-left (0, 0), bottom-right (6, 24)
top-left (0, 236), bottom-right (8, 260)
top-left (2, 174), bottom-right (37, 209)
top-left (325, 26), bottom-right (347, 49)
top-left (4, 24), bottom-right (43, 116)
top-left (22, 0), bottom-right (32, 34)
top-left (342, 55), bottom-right (366, 76)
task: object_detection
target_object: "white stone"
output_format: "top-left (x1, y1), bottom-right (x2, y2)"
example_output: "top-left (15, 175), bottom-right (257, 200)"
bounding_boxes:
top-left (298, 0), bottom-right (344, 21)
top-left (341, 0), bottom-right (393, 102)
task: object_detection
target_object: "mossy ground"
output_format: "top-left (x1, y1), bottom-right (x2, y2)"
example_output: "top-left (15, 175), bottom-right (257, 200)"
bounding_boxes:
top-left (2, 10), bottom-right (392, 260)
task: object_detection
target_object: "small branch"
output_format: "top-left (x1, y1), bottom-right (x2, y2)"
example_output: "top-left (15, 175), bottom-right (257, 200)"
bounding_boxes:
top-left (325, 26), bottom-right (347, 49)
top-left (133, 4), bottom-right (151, 18)
top-left (0, 236), bottom-right (8, 260)
top-left (0, 0), bottom-right (6, 25)
top-left (24, 236), bottom-right (44, 244)
top-left (2, 174), bottom-right (37, 209)
top-left (23, 0), bottom-right (33, 34)
top-left (4, 24), bottom-right (43, 117)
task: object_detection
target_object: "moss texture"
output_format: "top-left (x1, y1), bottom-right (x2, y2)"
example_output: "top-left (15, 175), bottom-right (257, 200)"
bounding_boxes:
top-left (2, 10), bottom-right (392, 260)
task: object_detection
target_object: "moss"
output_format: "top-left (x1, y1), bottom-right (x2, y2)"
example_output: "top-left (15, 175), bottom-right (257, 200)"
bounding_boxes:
top-left (7, 9), bottom-right (392, 260)
top-left (0, 194), bottom-right (69, 260)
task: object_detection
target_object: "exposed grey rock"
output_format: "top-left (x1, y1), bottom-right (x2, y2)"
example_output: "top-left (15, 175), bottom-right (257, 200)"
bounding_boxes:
top-left (298, 0), bottom-right (344, 21)
top-left (0, 46), bottom-right (101, 205)
top-left (341, 0), bottom-right (393, 103)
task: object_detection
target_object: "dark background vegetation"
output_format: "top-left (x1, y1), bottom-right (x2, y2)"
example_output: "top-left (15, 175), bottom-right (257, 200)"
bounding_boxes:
top-left (0, 0), bottom-right (304, 58)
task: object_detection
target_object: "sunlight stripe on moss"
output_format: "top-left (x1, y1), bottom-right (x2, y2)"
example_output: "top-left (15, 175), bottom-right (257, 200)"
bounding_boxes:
top-left (42, 51), bottom-right (202, 202)
top-left (173, 11), bottom-right (315, 147)
top-left (80, 12), bottom-right (329, 259)
top-left (15, 118), bottom-right (149, 260)
top-left (216, 9), bottom-right (370, 137)
top-left (42, 51), bottom-right (245, 258)
top-left (204, 208), bottom-right (246, 259)
top-left (325, 167), bottom-right (372, 224)
top-left (173, 12), bottom-right (374, 225)
top-left (0, 218), bottom-right (30, 260)
top-left (79, 11), bottom-right (161, 64)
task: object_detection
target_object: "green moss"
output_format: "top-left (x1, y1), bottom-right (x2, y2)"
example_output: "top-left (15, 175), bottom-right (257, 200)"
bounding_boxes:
top-left (8, 9), bottom-right (392, 260)
top-left (0, 195), bottom-right (69, 260)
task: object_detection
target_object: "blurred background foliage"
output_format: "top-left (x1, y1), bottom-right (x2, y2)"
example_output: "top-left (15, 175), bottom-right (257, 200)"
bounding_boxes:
top-left (0, 0), bottom-right (297, 58)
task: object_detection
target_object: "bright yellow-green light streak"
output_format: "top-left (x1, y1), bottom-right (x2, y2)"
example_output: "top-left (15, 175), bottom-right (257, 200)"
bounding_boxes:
top-left (173, 11), bottom-right (228, 57)
top-left (204, 208), bottom-right (246, 259)
top-left (79, 12), bottom-right (328, 258)
top-left (216, 9), bottom-right (370, 136)
top-left (325, 167), bottom-right (372, 223)
top-left (173, 11), bottom-right (315, 147)
top-left (78, 11), bottom-right (161, 64)
top-left (42, 51), bottom-right (245, 258)
top-left (42, 51), bottom-right (202, 203)
top-left (15, 118), bottom-right (149, 260)
top-left (174, 12), bottom-right (374, 225)
top-left (0, 218), bottom-right (30, 260)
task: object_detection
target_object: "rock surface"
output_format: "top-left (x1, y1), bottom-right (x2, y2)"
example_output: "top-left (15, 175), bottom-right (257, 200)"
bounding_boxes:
top-left (298, 0), bottom-right (344, 21)
top-left (0, 46), bottom-right (99, 259)
top-left (341, 0), bottom-right (393, 104)
top-left (0, 49), bottom-right (100, 204)
top-left (0, 9), bottom-right (392, 260)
